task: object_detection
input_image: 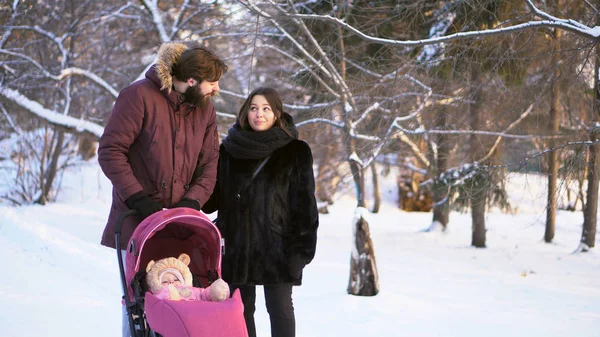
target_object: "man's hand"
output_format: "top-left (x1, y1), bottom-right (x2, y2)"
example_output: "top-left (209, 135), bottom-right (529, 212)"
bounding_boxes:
top-left (126, 191), bottom-right (162, 219)
top-left (172, 198), bottom-right (200, 210)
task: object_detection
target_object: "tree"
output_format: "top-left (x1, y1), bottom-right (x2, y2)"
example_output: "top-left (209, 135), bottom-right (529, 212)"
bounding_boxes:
top-left (580, 31), bottom-right (600, 250)
top-left (545, 2), bottom-right (562, 242)
top-left (2, 0), bottom-right (599, 254)
top-left (0, 0), bottom-right (231, 204)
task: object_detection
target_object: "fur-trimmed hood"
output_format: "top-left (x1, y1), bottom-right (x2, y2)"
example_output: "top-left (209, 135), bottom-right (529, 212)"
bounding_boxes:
top-left (154, 42), bottom-right (188, 93)
top-left (146, 253), bottom-right (194, 294)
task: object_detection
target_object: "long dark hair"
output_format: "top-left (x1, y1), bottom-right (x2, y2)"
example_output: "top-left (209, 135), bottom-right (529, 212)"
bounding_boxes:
top-left (237, 87), bottom-right (292, 136)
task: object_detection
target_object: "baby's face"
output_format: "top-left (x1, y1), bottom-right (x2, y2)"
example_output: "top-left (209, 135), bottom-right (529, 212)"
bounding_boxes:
top-left (161, 272), bottom-right (182, 287)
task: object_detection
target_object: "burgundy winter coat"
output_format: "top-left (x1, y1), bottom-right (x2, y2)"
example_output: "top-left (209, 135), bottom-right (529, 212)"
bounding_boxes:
top-left (98, 45), bottom-right (219, 249)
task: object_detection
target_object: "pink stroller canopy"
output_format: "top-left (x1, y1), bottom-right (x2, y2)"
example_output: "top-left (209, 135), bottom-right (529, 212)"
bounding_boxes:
top-left (125, 208), bottom-right (223, 300)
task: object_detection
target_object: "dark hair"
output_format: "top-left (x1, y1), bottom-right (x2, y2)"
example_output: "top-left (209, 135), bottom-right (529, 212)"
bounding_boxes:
top-left (172, 42), bottom-right (228, 83)
top-left (237, 87), bottom-right (291, 135)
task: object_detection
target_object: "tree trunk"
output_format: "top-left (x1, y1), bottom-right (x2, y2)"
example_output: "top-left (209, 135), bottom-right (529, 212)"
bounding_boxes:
top-left (469, 68), bottom-right (486, 247)
top-left (471, 183), bottom-right (487, 247)
top-left (43, 130), bottom-right (65, 201)
top-left (581, 42), bottom-right (600, 249)
top-left (36, 128), bottom-right (51, 205)
top-left (576, 148), bottom-right (588, 211)
top-left (545, 103), bottom-right (559, 241)
top-left (432, 107), bottom-right (450, 229)
top-left (545, 10), bottom-right (562, 243)
top-left (346, 119), bottom-right (376, 296)
top-left (347, 210), bottom-right (379, 296)
top-left (370, 163), bottom-right (381, 213)
top-left (349, 155), bottom-right (366, 207)
top-left (337, 2), bottom-right (378, 295)
top-left (316, 129), bottom-right (335, 213)
top-left (582, 144), bottom-right (599, 249)
top-left (432, 182), bottom-right (450, 229)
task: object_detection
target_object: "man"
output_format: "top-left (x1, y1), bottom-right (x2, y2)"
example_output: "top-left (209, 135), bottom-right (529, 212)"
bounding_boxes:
top-left (97, 41), bottom-right (227, 336)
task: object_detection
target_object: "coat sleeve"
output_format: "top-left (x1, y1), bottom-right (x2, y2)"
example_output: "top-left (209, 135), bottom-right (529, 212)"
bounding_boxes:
top-left (184, 105), bottom-right (220, 207)
top-left (97, 86), bottom-right (145, 201)
top-left (200, 153), bottom-right (221, 214)
top-left (288, 141), bottom-right (319, 264)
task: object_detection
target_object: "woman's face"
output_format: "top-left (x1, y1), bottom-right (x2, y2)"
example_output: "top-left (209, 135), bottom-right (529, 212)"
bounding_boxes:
top-left (248, 95), bottom-right (277, 132)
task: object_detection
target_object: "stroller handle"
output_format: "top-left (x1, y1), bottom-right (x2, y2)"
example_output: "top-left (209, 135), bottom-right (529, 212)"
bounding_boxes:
top-left (115, 209), bottom-right (138, 238)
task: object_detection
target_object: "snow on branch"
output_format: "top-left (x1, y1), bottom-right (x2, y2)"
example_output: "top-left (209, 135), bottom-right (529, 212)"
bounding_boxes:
top-left (221, 89), bottom-right (340, 112)
top-left (3, 25), bottom-right (69, 56)
top-left (351, 102), bottom-right (379, 129)
top-left (0, 49), bottom-right (119, 98)
top-left (421, 140), bottom-right (600, 188)
top-left (524, 0), bottom-right (591, 31)
top-left (296, 118), bottom-right (345, 128)
top-left (288, 12), bottom-right (600, 46)
top-left (170, 0), bottom-right (191, 38)
top-left (417, 11), bottom-right (456, 64)
top-left (141, 0), bottom-right (171, 43)
top-left (283, 101), bottom-right (339, 111)
top-left (0, 87), bottom-right (104, 139)
top-left (0, 49), bottom-right (59, 79)
top-left (0, 1), bottom-right (20, 47)
top-left (59, 68), bottom-right (119, 98)
top-left (216, 111), bottom-right (236, 120)
top-left (79, 3), bottom-right (141, 28)
top-left (394, 123), bottom-right (566, 140)
top-left (395, 90), bottom-right (432, 123)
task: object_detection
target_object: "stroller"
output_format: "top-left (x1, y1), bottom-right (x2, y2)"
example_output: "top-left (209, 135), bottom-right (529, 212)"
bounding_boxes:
top-left (116, 208), bottom-right (248, 337)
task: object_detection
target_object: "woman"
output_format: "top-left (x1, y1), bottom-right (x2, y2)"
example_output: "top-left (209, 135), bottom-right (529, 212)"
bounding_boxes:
top-left (203, 87), bottom-right (319, 337)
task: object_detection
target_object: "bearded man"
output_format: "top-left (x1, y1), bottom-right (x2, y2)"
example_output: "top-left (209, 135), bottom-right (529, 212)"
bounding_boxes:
top-left (97, 41), bottom-right (227, 337)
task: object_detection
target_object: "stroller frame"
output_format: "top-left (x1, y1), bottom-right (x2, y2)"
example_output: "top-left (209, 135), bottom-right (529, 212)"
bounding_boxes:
top-left (116, 209), bottom-right (154, 337)
top-left (115, 209), bottom-right (224, 337)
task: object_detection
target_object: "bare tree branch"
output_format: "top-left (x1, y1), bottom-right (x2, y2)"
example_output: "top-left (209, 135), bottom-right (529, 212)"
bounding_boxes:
top-left (478, 103), bottom-right (534, 163)
top-left (286, 11), bottom-right (600, 46)
top-left (170, 0), bottom-right (191, 39)
top-left (141, 0), bottom-right (171, 43)
top-left (59, 68), bottom-right (119, 98)
top-left (259, 44), bottom-right (340, 97)
top-left (2, 25), bottom-right (69, 57)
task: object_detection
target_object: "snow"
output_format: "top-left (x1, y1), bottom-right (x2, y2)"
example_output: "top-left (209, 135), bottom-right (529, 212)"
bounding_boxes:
top-left (0, 87), bottom-right (104, 138)
top-left (589, 26), bottom-right (600, 38)
top-left (416, 12), bottom-right (456, 64)
top-left (0, 157), bottom-right (599, 337)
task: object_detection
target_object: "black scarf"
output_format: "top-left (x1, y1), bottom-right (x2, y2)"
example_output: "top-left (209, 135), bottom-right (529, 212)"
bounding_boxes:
top-left (222, 113), bottom-right (298, 159)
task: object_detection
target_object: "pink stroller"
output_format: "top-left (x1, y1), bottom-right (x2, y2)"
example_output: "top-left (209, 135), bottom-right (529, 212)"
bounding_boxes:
top-left (116, 208), bottom-right (248, 337)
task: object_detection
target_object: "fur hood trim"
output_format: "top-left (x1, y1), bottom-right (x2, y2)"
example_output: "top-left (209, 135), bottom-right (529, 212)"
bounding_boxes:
top-left (146, 253), bottom-right (193, 293)
top-left (155, 42), bottom-right (188, 93)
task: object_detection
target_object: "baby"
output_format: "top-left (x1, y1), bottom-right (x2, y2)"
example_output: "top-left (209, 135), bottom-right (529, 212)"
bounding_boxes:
top-left (145, 253), bottom-right (229, 302)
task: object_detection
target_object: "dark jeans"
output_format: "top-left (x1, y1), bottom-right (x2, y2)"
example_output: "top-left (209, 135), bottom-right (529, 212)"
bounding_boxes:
top-left (234, 284), bottom-right (295, 337)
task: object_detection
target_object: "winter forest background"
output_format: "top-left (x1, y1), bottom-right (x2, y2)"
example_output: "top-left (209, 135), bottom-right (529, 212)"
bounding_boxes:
top-left (1, 0), bottom-right (600, 333)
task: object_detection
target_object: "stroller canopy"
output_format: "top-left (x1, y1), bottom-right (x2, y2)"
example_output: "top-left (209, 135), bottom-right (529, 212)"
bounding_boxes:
top-left (124, 208), bottom-right (222, 300)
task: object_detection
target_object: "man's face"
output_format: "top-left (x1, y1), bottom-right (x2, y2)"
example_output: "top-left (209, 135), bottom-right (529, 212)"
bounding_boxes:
top-left (184, 79), bottom-right (220, 108)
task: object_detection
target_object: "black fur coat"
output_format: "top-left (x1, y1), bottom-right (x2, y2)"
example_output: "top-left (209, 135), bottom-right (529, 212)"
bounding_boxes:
top-left (203, 140), bottom-right (319, 286)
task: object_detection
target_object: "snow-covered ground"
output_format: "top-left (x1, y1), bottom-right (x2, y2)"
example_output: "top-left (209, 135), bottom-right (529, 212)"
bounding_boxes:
top-left (0, 159), bottom-right (598, 337)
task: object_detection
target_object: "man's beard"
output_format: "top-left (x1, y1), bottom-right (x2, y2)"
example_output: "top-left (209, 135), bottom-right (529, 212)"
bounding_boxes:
top-left (183, 85), bottom-right (218, 108)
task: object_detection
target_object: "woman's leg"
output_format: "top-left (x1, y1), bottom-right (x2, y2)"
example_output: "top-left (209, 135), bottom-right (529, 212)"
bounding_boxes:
top-left (264, 283), bottom-right (295, 337)
top-left (235, 285), bottom-right (258, 337)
